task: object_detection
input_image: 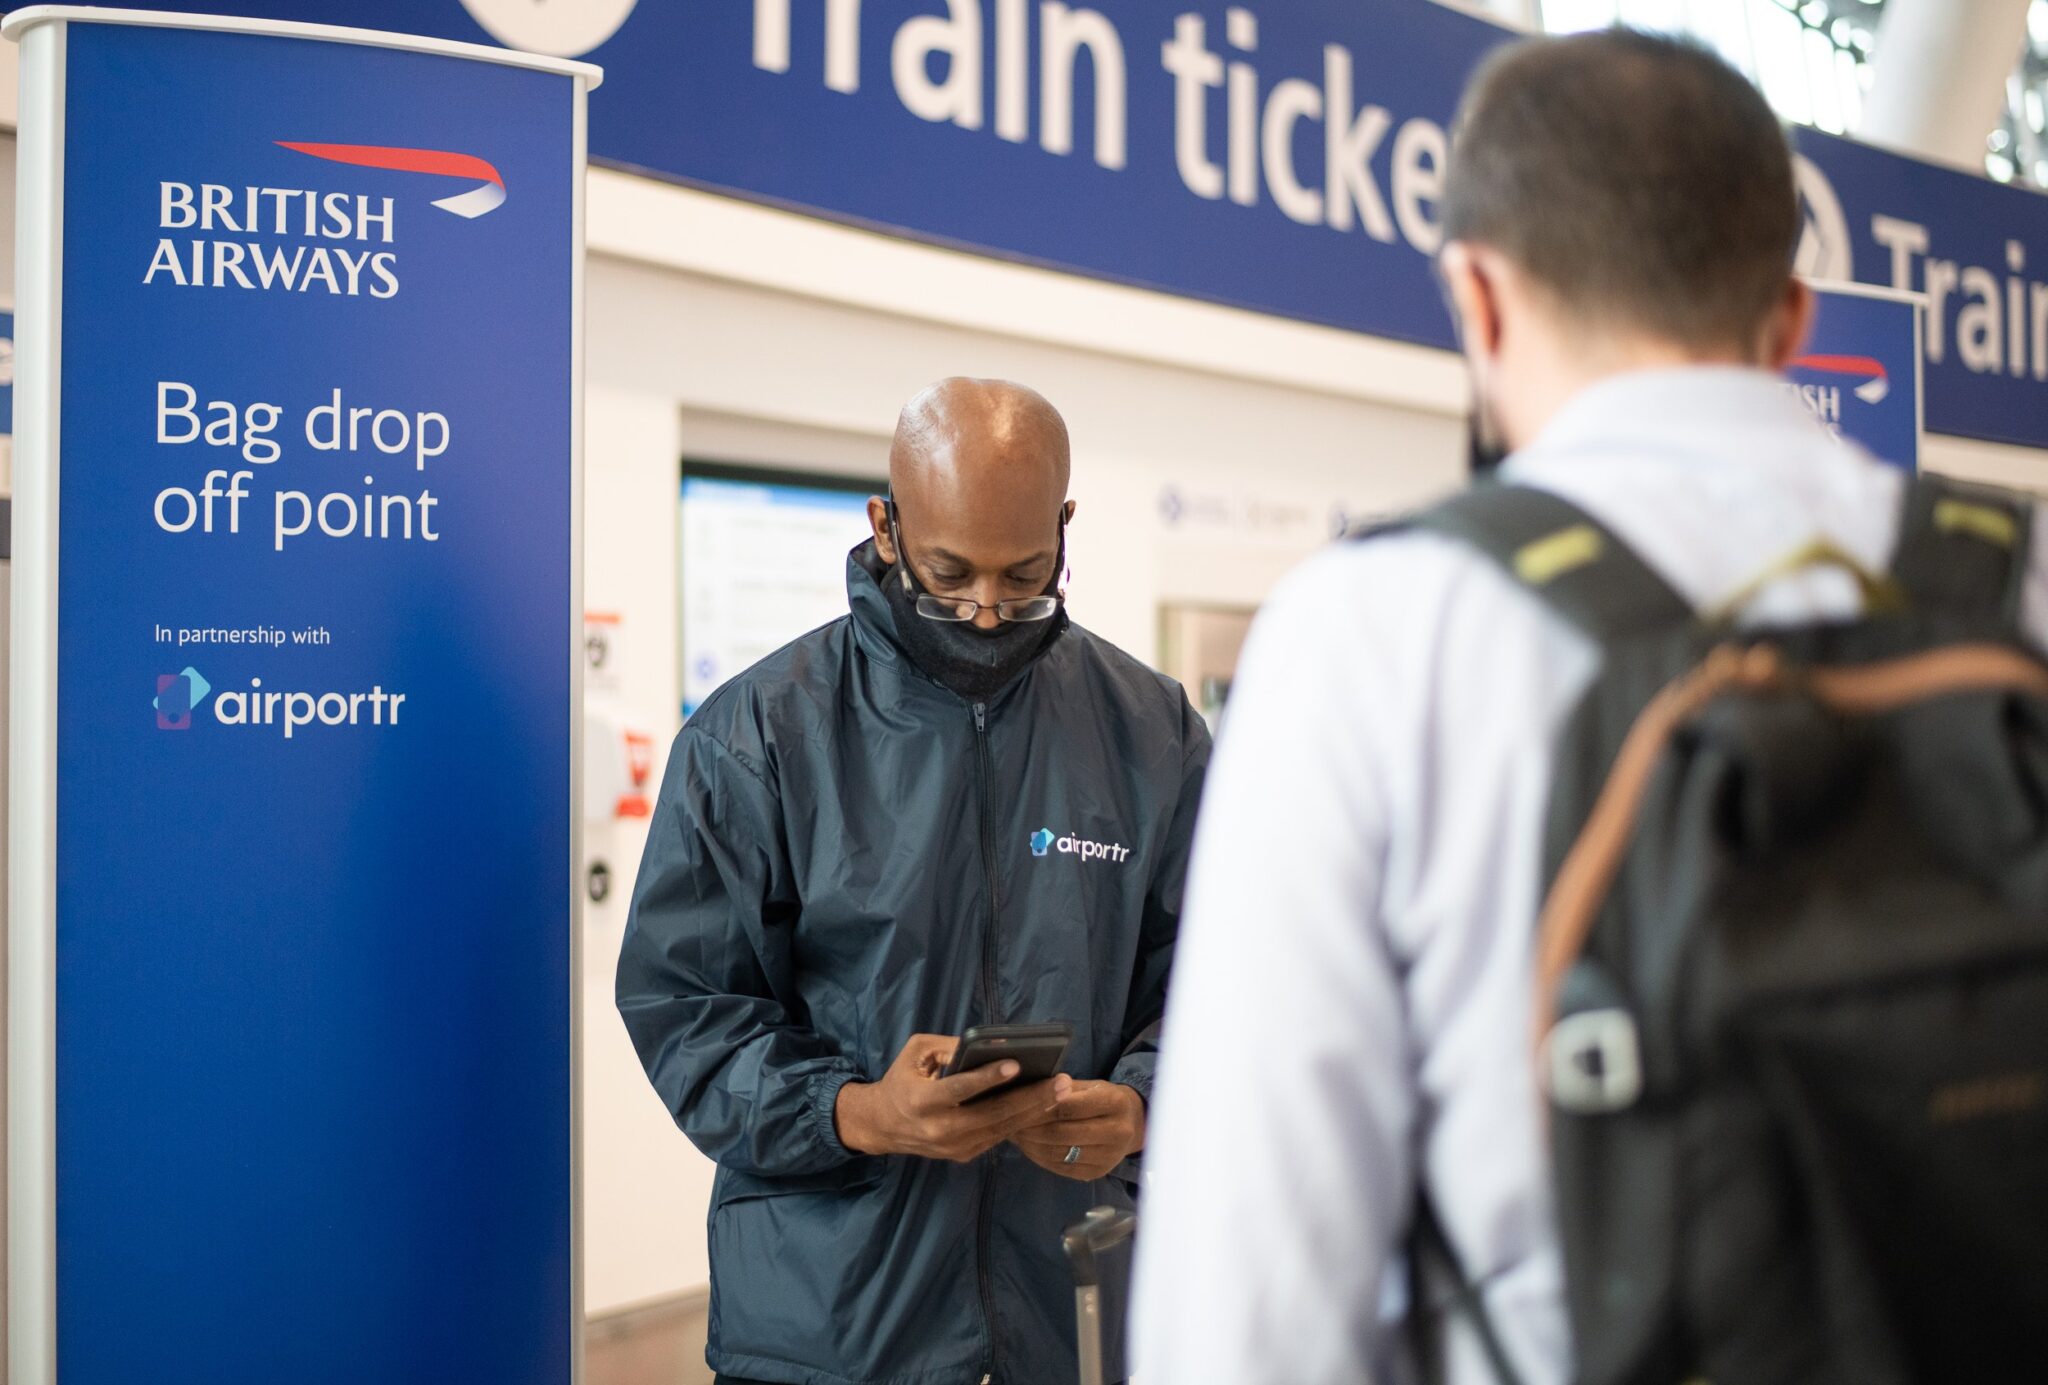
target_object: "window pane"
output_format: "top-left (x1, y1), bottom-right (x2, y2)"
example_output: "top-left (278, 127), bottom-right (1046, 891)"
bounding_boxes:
top-left (1836, 48), bottom-right (1865, 132)
top-left (1750, 0), bottom-right (1813, 127)
top-left (1620, 0), bottom-right (1687, 33)
top-left (1691, 0), bottom-right (1760, 80)
top-left (1805, 26), bottom-right (1845, 133)
top-left (1541, 0), bottom-right (1620, 33)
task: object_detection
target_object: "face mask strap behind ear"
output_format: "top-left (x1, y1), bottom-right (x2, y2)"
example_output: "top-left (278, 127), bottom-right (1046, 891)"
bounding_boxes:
top-left (886, 498), bottom-right (915, 593)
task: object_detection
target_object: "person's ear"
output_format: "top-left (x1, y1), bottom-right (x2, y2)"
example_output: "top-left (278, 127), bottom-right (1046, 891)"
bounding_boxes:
top-left (868, 496), bottom-right (897, 564)
top-left (1062, 500), bottom-right (1077, 525)
top-left (1761, 278), bottom-right (1817, 373)
top-left (1439, 240), bottom-right (1504, 362)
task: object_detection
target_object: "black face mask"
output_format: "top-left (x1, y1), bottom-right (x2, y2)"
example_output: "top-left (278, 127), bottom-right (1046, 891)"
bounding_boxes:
top-left (882, 523), bottom-right (1066, 704)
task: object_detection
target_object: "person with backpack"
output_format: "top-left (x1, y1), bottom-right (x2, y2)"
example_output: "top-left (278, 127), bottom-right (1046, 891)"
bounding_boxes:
top-left (1133, 28), bottom-right (2048, 1385)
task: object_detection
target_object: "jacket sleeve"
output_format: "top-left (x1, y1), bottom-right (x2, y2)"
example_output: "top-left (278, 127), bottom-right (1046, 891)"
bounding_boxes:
top-left (616, 725), bottom-right (869, 1178)
top-left (1110, 695), bottom-right (1213, 1104)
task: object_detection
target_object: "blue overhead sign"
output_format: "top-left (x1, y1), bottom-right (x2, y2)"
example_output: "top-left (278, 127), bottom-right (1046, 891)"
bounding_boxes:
top-left (1788, 283), bottom-right (1924, 472)
top-left (7, 9), bottom-right (593, 1381)
top-left (98, 0), bottom-right (2048, 449)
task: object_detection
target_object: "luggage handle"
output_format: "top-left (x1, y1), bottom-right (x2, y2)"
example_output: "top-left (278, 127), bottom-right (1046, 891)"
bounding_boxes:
top-left (1065, 1206), bottom-right (1137, 1385)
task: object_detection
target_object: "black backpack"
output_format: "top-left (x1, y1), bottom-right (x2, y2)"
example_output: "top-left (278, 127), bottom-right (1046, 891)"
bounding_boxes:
top-left (1401, 474), bottom-right (2048, 1385)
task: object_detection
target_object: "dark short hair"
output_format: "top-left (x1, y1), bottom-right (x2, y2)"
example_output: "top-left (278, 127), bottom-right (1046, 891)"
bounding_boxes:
top-left (1440, 29), bottom-right (1799, 349)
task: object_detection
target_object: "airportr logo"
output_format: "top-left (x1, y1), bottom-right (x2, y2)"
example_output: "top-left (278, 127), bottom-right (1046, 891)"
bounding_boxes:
top-left (278, 142), bottom-right (508, 218)
top-left (1030, 827), bottom-right (1132, 865)
top-left (154, 667), bottom-right (214, 730)
top-left (152, 670), bottom-right (409, 740)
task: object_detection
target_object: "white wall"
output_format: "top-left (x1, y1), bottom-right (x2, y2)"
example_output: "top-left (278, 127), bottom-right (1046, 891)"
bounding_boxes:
top-left (573, 176), bottom-right (1469, 1315)
top-left (1924, 433), bottom-right (2048, 492)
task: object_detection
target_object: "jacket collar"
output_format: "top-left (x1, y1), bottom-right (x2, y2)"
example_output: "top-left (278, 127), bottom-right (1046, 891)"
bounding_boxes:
top-left (845, 538), bottom-right (1071, 708)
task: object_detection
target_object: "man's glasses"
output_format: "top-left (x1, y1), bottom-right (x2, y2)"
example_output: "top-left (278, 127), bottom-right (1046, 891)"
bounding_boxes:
top-left (888, 501), bottom-right (1065, 624)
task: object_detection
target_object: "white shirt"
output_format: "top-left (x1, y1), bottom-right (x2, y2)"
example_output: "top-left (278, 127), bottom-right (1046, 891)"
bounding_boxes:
top-left (1131, 367), bottom-right (2048, 1384)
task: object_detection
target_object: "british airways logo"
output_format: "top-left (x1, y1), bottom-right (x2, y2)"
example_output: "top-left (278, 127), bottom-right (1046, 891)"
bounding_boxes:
top-left (144, 141), bottom-right (507, 299)
top-left (1791, 353), bottom-right (1891, 406)
top-left (1788, 352), bottom-right (1891, 434)
top-left (278, 142), bottom-right (508, 219)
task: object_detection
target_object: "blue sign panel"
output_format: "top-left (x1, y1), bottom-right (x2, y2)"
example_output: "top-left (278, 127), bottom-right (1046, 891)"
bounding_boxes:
top-left (1792, 127), bottom-right (2048, 451)
top-left (1788, 285), bottom-right (1923, 472)
top-left (50, 19), bottom-right (578, 1382)
top-left (100, 0), bottom-right (2048, 450)
top-left (1, 308), bottom-right (14, 435)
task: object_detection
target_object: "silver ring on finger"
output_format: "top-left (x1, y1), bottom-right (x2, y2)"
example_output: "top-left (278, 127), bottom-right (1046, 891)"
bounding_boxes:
top-left (1063, 1145), bottom-right (1084, 1165)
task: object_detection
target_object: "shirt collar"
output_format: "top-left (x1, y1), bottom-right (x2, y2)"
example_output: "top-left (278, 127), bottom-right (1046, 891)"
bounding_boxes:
top-left (1501, 365), bottom-right (1814, 479)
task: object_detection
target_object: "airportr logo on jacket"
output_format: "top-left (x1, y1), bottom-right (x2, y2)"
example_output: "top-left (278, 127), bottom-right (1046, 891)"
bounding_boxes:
top-left (1030, 826), bottom-right (1131, 864)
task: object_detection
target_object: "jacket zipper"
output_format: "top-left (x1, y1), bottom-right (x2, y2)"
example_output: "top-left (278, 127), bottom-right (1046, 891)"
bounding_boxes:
top-left (973, 701), bottom-right (1002, 1384)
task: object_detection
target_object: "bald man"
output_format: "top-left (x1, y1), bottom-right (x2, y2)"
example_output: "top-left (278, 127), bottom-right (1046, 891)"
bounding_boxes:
top-left (618, 380), bottom-right (1209, 1385)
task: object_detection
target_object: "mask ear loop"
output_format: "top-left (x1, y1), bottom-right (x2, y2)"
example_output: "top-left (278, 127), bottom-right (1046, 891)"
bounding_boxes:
top-left (886, 497), bottom-right (915, 594)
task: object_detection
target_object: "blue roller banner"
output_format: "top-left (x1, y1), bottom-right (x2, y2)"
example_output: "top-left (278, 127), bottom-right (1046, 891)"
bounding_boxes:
top-left (99, 0), bottom-right (2048, 452)
top-left (51, 18), bottom-right (577, 1382)
top-left (1, 308), bottom-right (14, 436)
top-left (1789, 285), bottom-right (1923, 472)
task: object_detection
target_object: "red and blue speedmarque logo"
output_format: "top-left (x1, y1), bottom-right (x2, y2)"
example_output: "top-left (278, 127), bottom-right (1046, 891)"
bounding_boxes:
top-left (1790, 353), bottom-right (1891, 405)
top-left (278, 141), bottom-right (508, 218)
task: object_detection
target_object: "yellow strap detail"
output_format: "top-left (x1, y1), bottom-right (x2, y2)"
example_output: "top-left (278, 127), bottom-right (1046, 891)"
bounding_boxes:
top-left (1514, 524), bottom-right (1604, 586)
top-left (1706, 538), bottom-right (1907, 626)
top-left (1933, 498), bottom-right (2019, 549)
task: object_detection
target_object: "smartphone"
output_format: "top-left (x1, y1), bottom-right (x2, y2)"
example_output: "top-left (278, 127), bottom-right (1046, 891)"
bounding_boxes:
top-left (942, 1022), bottom-right (1074, 1104)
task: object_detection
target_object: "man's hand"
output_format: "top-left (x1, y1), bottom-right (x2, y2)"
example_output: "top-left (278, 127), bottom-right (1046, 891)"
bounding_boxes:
top-left (835, 1034), bottom-right (1061, 1162)
top-left (1011, 1077), bottom-right (1146, 1181)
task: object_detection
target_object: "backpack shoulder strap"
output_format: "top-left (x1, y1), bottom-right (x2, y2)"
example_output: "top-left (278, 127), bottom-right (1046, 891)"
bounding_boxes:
top-left (1890, 473), bottom-right (2034, 626)
top-left (1361, 484), bottom-right (1694, 644)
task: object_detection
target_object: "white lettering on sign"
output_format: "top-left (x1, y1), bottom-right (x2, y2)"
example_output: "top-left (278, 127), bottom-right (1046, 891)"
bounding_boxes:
top-left (1874, 216), bottom-right (2048, 382)
top-left (212, 677), bottom-right (408, 739)
top-left (149, 382), bottom-right (449, 552)
top-left (737, 4), bottom-right (2048, 437)
top-left (748, 1), bottom-right (1445, 244)
top-left (147, 182), bottom-right (400, 298)
top-left (1787, 382), bottom-right (1844, 431)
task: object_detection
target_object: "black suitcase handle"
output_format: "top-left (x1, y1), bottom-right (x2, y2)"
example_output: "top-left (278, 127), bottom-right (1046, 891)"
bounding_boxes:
top-left (1064, 1207), bottom-right (1137, 1385)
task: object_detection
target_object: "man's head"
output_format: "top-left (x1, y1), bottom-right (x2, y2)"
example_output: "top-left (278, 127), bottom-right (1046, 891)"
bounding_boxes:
top-left (1438, 29), bottom-right (1812, 460)
top-left (870, 378), bottom-right (1075, 632)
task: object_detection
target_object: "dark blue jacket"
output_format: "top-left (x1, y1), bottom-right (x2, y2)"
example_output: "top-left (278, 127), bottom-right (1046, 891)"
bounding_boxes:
top-left (617, 541), bottom-right (1209, 1385)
